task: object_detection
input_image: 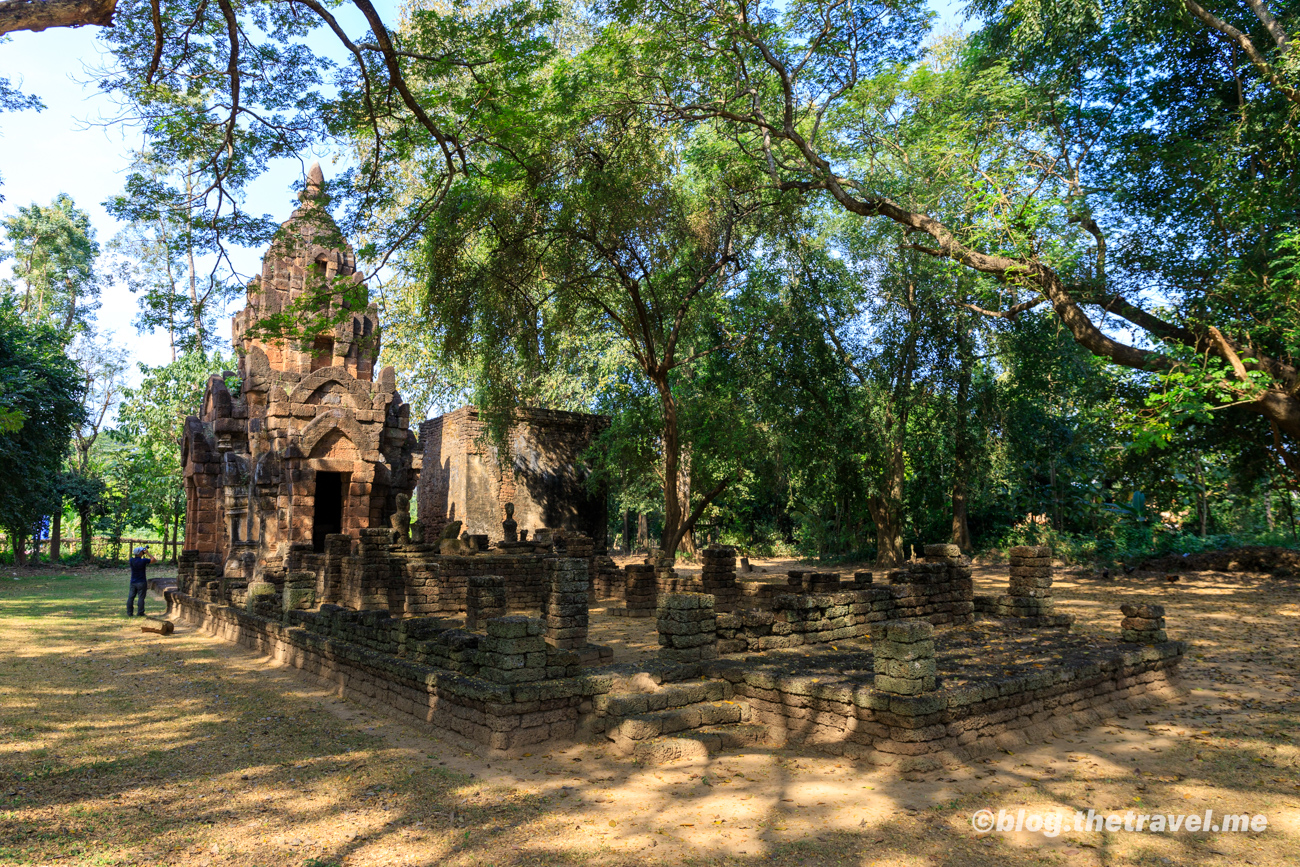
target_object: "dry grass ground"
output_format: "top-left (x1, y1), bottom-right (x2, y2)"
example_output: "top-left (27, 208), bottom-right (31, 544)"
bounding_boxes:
top-left (1, 562), bottom-right (1298, 867)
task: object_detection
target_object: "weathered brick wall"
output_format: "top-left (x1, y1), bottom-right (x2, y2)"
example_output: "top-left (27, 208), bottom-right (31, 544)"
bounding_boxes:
top-left (172, 594), bottom-right (611, 752)
top-left (413, 554), bottom-right (549, 615)
top-left (417, 406), bottom-right (608, 547)
top-left (714, 553), bottom-right (975, 654)
top-left (466, 576), bottom-right (507, 631)
top-left (710, 642), bottom-right (1185, 769)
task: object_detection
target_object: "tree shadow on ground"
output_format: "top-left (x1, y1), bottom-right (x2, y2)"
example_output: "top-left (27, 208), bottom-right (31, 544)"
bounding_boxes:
top-left (1, 571), bottom-right (1297, 866)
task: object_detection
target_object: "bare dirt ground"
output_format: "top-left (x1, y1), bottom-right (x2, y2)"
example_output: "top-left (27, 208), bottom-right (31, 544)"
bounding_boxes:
top-left (1, 560), bottom-right (1298, 866)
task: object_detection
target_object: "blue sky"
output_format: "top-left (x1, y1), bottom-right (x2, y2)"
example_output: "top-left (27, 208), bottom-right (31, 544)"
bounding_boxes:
top-left (0, 0), bottom-right (971, 386)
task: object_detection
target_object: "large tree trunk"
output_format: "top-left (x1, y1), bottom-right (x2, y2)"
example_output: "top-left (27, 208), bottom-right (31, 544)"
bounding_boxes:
top-left (868, 493), bottom-right (905, 567)
top-left (951, 480), bottom-right (971, 552)
top-left (870, 430), bottom-right (909, 567)
top-left (50, 509), bottom-right (61, 562)
top-left (950, 335), bottom-right (973, 552)
top-left (676, 445), bottom-right (696, 555)
top-left (12, 531), bottom-right (27, 566)
top-left (654, 378), bottom-right (727, 555)
top-left (658, 381), bottom-right (686, 555)
top-left (1198, 458), bottom-right (1208, 536)
top-left (78, 503), bottom-right (93, 560)
top-left (1049, 462), bottom-right (1061, 530)
top-left (0, 0), bottom-right (117, 35)
top-left (636, 513), bottom-right (649, 550)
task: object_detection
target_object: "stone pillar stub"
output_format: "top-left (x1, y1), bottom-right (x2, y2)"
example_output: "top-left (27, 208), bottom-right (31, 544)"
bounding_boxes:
top-left (1120, 603), bottom-right (1168, 644)
top-left (544, 558), bottom-right (589, 649)
top-left (871, 620), bottom-right (937, 695)
top-left (467, 575), bottom-right (507, 631)
top-left (656, 592), bottom-right (716, 662)
top-left (997, 544), bottom-right (1054, 616)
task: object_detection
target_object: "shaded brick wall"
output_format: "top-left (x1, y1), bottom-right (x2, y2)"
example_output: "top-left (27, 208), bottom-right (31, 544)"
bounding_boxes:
top-left (418, 406), bottom-right (607, 547)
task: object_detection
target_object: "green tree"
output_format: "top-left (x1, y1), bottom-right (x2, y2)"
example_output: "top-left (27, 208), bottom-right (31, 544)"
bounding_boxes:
top-left (602, 0), bottom-right (1300, 488)
top-left (0, 302), bottom-right (84, 563)
top-left (1, 194), bottom-right (100, 334)
top-left (115, 351), bottom-right (236, 561)
top-left (414, 65), bottom-right (770, 553)
top-left (106, 153), bottom-right (244, 359)
top-left (65, 335), bottom-right (129, 560)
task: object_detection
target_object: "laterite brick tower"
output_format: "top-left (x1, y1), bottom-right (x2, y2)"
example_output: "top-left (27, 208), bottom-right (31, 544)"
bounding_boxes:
top-left (181, 163), bottom-right (418, 581)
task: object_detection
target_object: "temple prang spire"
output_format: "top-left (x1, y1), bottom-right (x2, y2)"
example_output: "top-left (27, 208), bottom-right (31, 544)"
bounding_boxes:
top-left (181, 166), bottom-right (418, 583)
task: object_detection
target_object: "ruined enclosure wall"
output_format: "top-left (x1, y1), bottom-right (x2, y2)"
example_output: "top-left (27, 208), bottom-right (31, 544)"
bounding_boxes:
top-left (715, 556), bottom-right (976, 653)
top-left (418, 407), bottom-right (608, 546)
top-left (710, 643), bottom-right (1185, 765)
top-left (171, 595), bottom-right (609, 751)
top-left (397, 553), bottom-right (549, 616)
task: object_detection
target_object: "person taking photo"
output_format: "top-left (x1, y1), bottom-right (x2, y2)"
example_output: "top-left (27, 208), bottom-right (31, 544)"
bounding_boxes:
top-left (127, 547), bottom-right (154, 617)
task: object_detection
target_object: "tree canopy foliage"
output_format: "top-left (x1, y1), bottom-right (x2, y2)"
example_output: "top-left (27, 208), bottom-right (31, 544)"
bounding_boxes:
top-left (0, 302), bottom-right (85, 561)
top-left (1, 0), bottom-right (1297, 562)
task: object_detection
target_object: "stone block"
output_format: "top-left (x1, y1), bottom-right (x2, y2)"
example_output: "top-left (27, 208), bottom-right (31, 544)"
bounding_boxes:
top-left (1120, 603), bottom-right (1166, 619)
top-left (1120, 616), bottom-right (1161, 631)
top-left (874, 675), bottom-right (926, 695)
top-left (1121, 629), bottom-right (1168, 644)
top-left (881, 657), bottom-right (937, 679)
top-left (870, 620), bottom-right (934, 643)
top-left (486, 616), bottom-right (543, 638)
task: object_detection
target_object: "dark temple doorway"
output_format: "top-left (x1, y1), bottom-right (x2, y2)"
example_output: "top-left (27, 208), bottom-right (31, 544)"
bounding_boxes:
top-left (312, 471), bottom-right (346, 552)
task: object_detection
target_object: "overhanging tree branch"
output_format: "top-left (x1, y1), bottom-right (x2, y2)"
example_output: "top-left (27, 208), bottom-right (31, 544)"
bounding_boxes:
top-left (1182, 0), bottom-right (1300, 104)
top-left (0, 0), bottom-right (115, 35)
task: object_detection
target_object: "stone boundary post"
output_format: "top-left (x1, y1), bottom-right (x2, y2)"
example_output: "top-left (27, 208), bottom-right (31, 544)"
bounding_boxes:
top-left (466, 575), bottom-right (507, 631)
top-left (544, 558), bottom-right (589, 649)
top-left (700, 545), bottom-right (741, 610)
top-left (871, 620), bottom-right (937, 695)
top-left (283, 571), bottom-right (316, 612)
top-left (1120, 603), bottom-right (1168, 643)
top-left (999, 544), bottom-right (1054, 616)
top-left (657, 593), bottom-right (717, 662)
top-left (357, 528), bottom-right (394, 610)
top-left (621, 564), bottom-right (657, 617)
top-left (245, 578), bottom-right (277, 612)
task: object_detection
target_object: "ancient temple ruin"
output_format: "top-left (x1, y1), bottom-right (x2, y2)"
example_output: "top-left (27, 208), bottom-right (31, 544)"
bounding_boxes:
top-left (180, 164), bottom-right (419, 584)
top-left (170, 166), bottom-right (1185, 770)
